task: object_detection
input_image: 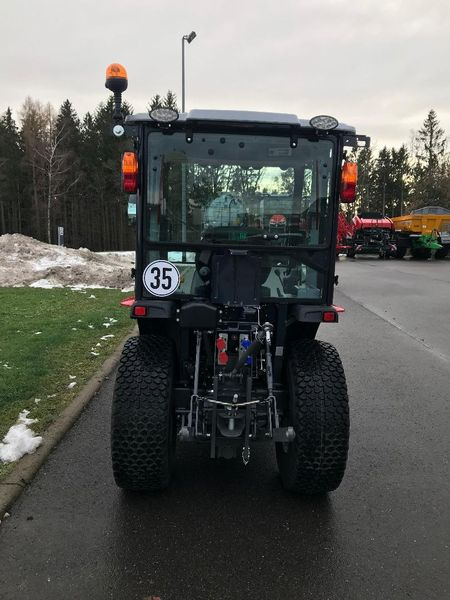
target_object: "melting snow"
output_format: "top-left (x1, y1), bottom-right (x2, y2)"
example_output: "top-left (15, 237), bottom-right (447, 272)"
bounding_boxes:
top-left (0, 234), bottom-right (133, 289)
top-left (69, 375), bottom-right (76, 379)
top-left (67, 382), bottom-right (77, 389)
top-left (33, 254), bottom-right (85, 271)
top-left (0, 410), bottom-right (43, 463)
top-left (30, 279), bottom-right (63, 289)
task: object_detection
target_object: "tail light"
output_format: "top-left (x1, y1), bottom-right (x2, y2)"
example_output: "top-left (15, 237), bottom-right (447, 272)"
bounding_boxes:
top-left (340, 162), bottom-right (358, 203)
top-left (323, 311), bottom-right (337, 322)
top-left (122, 152), bottom-right (138, 193)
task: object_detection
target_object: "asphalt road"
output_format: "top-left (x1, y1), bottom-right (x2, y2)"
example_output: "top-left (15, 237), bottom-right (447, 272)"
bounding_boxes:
top-left (1, 257), bottom-right (449, 600)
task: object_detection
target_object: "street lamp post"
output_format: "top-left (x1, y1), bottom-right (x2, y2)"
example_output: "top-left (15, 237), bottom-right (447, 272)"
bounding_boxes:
top-left (181, 31), bottom-right (196, 113)
top-left (181, 31), bottom-right (196, 252)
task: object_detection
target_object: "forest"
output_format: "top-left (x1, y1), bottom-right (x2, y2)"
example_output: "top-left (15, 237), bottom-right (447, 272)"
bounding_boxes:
top-left (0, 94), bottom-right (449, 250)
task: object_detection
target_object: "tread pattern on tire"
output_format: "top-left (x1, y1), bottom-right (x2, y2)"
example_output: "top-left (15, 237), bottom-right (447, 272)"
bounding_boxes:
top-left (277, 339), bottom-right (349, 495)
top-left (111, 335), bottom-right (174, 491)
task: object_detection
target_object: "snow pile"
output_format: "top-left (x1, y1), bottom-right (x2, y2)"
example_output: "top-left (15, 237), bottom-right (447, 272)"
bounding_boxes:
top-left (0, 234), bottom-right (134, 289)
top-left (0, 410), bottom-right (43, 463)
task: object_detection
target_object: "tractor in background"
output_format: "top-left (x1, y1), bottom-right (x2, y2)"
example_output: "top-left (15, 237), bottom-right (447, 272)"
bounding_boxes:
top-left (346, 212), bottom-right (397, 259)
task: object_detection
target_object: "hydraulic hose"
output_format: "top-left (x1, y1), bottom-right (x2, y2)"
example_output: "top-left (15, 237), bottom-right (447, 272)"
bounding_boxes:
top-left (231, 338), bottom-right (263, 373)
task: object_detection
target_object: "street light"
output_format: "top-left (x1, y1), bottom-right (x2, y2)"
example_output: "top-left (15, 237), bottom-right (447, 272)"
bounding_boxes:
top-left (182, 31), bottom-right (197, 113)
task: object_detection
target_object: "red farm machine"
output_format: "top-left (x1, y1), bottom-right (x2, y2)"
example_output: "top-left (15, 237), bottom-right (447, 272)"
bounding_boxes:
top-left (345, 212), bottom-right (397, 259)
top-left (336, 211), bottom-right (354, 256)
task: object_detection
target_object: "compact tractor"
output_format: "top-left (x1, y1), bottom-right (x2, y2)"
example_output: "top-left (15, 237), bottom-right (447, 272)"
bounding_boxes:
top-left (105, 63), bottom-right (370, 495)
top-left (346, 212), bottom-right (397, 258)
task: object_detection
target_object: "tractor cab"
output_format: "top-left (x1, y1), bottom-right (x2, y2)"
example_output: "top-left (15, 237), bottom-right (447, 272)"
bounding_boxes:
top-left (125, 111), bottom-right (367, 305)
top-left (106, 64), bottom-right (370, 495)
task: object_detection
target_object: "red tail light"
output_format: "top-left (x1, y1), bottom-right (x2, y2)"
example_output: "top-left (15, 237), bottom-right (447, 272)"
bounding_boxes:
top-left (133, 306), bottom-right (146, 316)
top-left (122, 152), bottom-right (138, 193)
top-left (340, 162), bottom-right (358, 203)
top-left (323, 311), bottom-right (337, 322)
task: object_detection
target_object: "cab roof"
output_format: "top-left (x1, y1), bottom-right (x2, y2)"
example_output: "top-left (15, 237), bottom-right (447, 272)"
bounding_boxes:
top-left (126, 109), bottom-right (356, 133)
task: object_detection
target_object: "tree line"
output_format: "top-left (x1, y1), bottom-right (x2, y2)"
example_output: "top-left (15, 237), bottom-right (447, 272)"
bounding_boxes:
top-left (0, 98), bottom-right (448, 250)
top-left (350, 109), bottom-right (450, 217)
top-left (0, 91), bottom-right (177, 251)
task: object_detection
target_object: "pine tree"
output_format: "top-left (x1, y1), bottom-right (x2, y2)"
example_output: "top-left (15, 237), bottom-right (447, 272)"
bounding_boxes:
top-left (0, 108), bottom-right (24, 233)
top-left (54, 100), bottom-right (83, 245)
top-left (412, 110), bottom-right (447, 207)
top-left (149, 94), bottom-right (163, 110)
top-left (391, 145), bottom-right (411, 216)
top-left (148, 91), bottom-right (180, 113)
top-left (416, 109), bottom-right (446, 173)
top-left (163, 91), bottom-right (179, 111)
top-left (354, 147), bottom-right (375, 214)
top-left (372, 147), bottom-right (394, 216)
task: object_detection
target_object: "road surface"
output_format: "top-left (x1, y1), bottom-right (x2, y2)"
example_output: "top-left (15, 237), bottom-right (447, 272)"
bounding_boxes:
top-left (0, 257), bottom-right (449, 600)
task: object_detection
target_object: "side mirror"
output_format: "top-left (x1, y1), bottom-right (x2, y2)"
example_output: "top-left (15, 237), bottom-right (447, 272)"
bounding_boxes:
top-left (340, 162), bottom-right (358, 203)
top-left (105, 63), bottom-right (128, 123)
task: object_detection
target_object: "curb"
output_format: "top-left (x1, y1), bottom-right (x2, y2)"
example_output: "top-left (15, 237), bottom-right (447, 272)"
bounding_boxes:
top-left (0, 327), bottom-right (136, 519)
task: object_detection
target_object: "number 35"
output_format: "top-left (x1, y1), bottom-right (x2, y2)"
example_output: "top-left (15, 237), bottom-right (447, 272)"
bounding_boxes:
top-left (150, 266), bottom-right (172, 290)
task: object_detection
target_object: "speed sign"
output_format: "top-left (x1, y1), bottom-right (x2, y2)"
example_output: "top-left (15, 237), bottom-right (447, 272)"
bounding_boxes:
top-left (143, 260), bottom-right (180, 297)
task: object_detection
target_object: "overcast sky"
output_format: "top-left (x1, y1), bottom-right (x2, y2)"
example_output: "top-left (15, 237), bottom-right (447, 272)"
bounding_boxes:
top-left (1, 0), bottom-right (449, 149)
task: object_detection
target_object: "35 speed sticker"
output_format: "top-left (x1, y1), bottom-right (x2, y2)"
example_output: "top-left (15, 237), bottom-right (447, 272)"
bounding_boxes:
top-left (143, 260), bottom-right (180, 297)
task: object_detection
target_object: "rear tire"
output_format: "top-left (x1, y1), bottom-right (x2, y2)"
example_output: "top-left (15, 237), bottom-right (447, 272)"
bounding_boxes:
top-left (111, 335), bottom-right (175, 491)
top-left (347, 248), bottom-right (356, 258)
top-left (276, 339), bottom-right (349, 495)
top-left (395, 246), bottom-right (407, 259)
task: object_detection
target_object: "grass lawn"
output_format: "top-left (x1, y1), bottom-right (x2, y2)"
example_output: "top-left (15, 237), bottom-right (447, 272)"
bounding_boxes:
top-left (0, 287), bottom-right (134, 479)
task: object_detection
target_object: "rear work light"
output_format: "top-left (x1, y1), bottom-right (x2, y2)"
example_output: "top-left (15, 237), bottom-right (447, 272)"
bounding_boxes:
top-left (133, 305), bottom-right (147, 317)
top-left (340, 162), bottom-right (358, 203)
top-left (323, 311), bottom-right (337, 322)
top-left (122, 152), bottom-right (138, 193)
